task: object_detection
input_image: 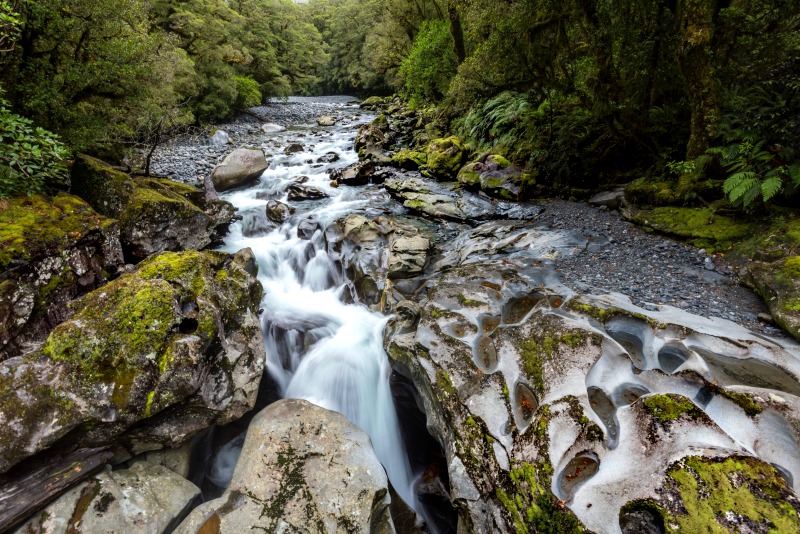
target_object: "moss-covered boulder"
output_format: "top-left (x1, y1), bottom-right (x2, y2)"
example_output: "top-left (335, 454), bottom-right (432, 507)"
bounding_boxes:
top-left (359, 95), bottom-right (387, 111)
top-left (71, 155), bottom-right (235, 263)
top-left (0, 249), bottom-right (264, 475)
top-left (0, 193), bottom-right (124, 361)
top-left (390, 149), bottom-right (427, 170)
top-left (421, 136), bottom-right (467, 181)
top-left (748, 255), bottom-right (800, 341)
top-left (355, 114), bottom-right (394, 163)
top-left (457, 154), bottom-right (535, 200)
top-left (624, 176), bottom-right (723, 207)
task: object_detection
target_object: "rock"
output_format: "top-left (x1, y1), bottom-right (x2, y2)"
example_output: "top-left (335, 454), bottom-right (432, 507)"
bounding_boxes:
top-left (14, 461), bottom-right (200, 534)
top-left (209, 148), bottom-right (269, 191)
top-left (266, 199), bottom-right (295, 224)
top-left (174, 399), bottom-right (395, 534)
top-left (747, 256), bottom-right (800, 341)
top-left (704, 257), bottom-right (715, 271)
top-left (456, 154), bottom-right (532, 200)
top-left (261, 123), bottom-right (286, 133)
top-left (360, 96), bottom-right (386, 110)
top-left (388, 235), bottom-right (430, 279)
top-left (208, 129), bottom-right (230, 147)
top-left (390, 150), bottom-right (427, 170)
top-left (317, 151), bottom-right (340, 164)
top-left (588, 188), bottom-right (625, 209)
top-left (0, 250), bottom-right (264, 476)
top-left (316, 115), bottom-right (336, 126)
top-left (297, 219), bottom-right (322, 240)
top-left (329, 161), bottom-right (377, 186)
top-left (355, 115), bottom-right (394, 163)
top-left (758, 312), bottom-right (776, 325)
top-left (284, 143), bottom-right (304, 154)
top-left (383, 219), bottom-right (800, 532)
top-left (0, 193), bottom-right (124, 361)
top-left (142, 441), bottom-right (194, 479)
top-left (71, 155), bottom-right (235, 263)
top-left (422, 137), bottom-right (467, 181)
top-left (287, 183), bottom-right (329, 201)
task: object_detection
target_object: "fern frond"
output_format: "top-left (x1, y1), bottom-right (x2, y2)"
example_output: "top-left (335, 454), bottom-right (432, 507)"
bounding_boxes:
top-left (761, 175), bottom-right (783, 201)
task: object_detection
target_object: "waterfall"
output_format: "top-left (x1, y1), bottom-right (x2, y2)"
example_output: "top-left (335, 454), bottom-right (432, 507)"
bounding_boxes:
top-left (217, 108), bottom-right (416, 508)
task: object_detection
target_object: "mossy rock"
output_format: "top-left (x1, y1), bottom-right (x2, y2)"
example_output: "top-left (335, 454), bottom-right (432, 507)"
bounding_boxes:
top-left (0, 193), bottom-right (114, 271)
top-left (390, 149), bottom-right (427, 170)
top-left (0, 193), bottom-right (123, 361)
top-left (360, 96), bottom-right (386, 110)
top-left (456, 161), bottom-right (483, 188)
top-left (747, 255), bottom-right (800, 341)
top-left (623, 206), bottom-right (757, 252)
top-left (71, 154), bottom-right (232, 263)
top-left (422, 136), bottom-right (468, 181)
top-left (0, 249), bottom-right (264, 474)
top-left (625, 176), bottom-right (723, 207)
top-left (638, 455), bottom-right (800, 533)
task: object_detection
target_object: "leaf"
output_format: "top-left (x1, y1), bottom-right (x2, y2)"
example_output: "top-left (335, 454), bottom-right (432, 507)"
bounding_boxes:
top-left (761, 176), bottom-right (783, 202)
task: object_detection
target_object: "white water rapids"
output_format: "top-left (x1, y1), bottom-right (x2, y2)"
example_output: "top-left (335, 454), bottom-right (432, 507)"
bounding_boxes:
top-left (216, 103), bottom-right (416, 508)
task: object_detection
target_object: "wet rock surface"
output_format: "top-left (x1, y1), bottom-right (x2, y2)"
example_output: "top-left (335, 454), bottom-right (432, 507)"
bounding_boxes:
top-left (0, 250), bottom-right (264, 478)
top-left (174, 399), bottom-right (394, 534)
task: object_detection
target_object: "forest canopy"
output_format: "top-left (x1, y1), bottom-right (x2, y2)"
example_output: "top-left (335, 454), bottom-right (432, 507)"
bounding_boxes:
top-left (1, 0), bottom-right (799, 207)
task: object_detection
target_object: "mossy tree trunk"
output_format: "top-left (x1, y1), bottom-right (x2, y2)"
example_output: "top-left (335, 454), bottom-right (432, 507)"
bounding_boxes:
top-left (676, 0), bottom-right (720, 160)
top-left (447, 1), bottom-right (466, 65)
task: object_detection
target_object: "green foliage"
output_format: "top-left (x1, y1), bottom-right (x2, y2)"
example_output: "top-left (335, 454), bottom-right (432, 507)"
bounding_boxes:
top-left (0, 0), bottom-right (21, 54)
top-left (398, 19), bottom-right (457, 106)
top-left (235, 76), bottom-right (263, 109)
top-left (709, 129), bottom-right (800, 209)
top-left (0, 97), bottom-right (69, 198)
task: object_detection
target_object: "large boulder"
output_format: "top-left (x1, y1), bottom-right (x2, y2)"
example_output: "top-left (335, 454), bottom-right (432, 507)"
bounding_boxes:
top-left (422, 137), bottom-right (467, 181)
top-left (174, 399), bottom-right (395, 534)
top-left (210, 148), bottom-right (269, 191)
top-left (71, 155), bottom-right (235, 263)
top-left (748, 255), bottom-right (800, 341)
top-left (355, 115), bottom-right (394, 163)
top-left (0, 249), bottom-right (264, 478)
top-left (457, 154), bottom-right (534, 201)
top-left (329, 161), bottom-right (377, 186)
top-left (384, 219), bottom-right (800, 532)
top-left (14, 461), bottom-right (200, 534)
top-left (316, 115), bottom-right (336, 126)
top-left (0, 193), bottom-right (124, 361)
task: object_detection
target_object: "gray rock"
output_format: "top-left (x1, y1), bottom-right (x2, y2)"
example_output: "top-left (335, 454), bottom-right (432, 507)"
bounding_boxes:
top-left (266, 199), bottom-right (295, 224)
top-left (388, 235), bottom-right (430, 279)
top-left (14, 461), bottom-right (200, 534)
top-left (261, 123), bottom-right (286, 133)
top-left (329, 161), bottom-right (376, 186)
top-left (142, 442), bottom-right (194, 479)
top-left (210, 148), bottom-right (269, 192)
top-left (208, 129), bottom-right (230, 147)
top-left (588, 189), bottom-right (625, 209)
top-left (297, 218), bottom-right (322, 240)
top-left (287, 183), bottom-right (329, 201)
top-left (316, 115), bottom-right (336, 126)
top-left (285, 143), bottom-right (304, 154)
top-left (174, 399), bottom-right (395, 534)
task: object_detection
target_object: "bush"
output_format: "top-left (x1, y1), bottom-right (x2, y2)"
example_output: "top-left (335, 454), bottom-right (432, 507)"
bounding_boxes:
top-left (398, 19), bottom-right (457, 107)
top-left (234, 75), bottom-right (263, 109)
top-left (0, 97), bottom-right (70, 198)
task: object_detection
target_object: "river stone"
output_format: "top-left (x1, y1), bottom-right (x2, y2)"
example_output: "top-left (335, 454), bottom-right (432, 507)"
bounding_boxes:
top-left (329, 161), bottom-right (376, 186)
top-left (287, 183), bottom-right (329, 201)
top-left (208, 129), bottom-right (230, 147)
top-left (0, 193), bottom-right (124, 361)
top-left (588, 189), bottom-right (625, 209)
top-left (355, 115), bottom-right (393, 163)
top-left (284, 143), bottom-right (304, 154)
top-left (316, 115), bottom-right (336, 126)
top-left (14, 461), bottom-right (200, 534)
top-left (388, 235), bottom-right (430, 279)
top-left (261, 123), bottom-right (286, 133)
top-left (71, 155), bottom-right (235, 263)
top-left (174, 399), bottom-right (395, 534)
top-left (266, 199), bottom-right (295, 224)
top-left (210, 148), bottom-right (269, 191)
top-left (0, 249), bottom-right (264, 475)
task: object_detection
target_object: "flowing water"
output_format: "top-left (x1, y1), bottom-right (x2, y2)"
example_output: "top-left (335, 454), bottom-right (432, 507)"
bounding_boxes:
top-left (215, 100), bottom-right (417, 508)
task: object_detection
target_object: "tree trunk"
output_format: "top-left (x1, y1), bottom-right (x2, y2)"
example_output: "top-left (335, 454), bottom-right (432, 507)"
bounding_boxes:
top-left (447, 3), bottom-right (466, 65)
top-left (676, 0), bottom-right (719, 160)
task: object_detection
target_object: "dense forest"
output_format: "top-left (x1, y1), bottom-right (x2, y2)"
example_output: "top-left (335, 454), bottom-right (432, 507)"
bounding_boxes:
top-left (2, 0), bottom-right (799, 207)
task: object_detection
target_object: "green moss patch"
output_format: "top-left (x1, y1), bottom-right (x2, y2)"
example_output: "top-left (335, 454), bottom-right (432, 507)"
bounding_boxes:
top-left (625, 207), bottom-right (756, 252)
top-left (643, 393), bottom-right (705, 424)
top-left (0, 193), bottom-right (109, 269)
top-left (519, 330), bottom-right (591, 396)
top-left (659, 455), bottom-right (800, 533)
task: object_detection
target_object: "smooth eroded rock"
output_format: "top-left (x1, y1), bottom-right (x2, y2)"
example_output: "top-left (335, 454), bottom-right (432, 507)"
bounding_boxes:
top-left (174, 399), bottom-right (395, 534)
top-left (210, 148), bottom-right (269, 191)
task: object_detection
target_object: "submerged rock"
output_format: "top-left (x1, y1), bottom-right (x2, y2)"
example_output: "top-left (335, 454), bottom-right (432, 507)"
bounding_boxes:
top-left (210, 148), bottom-right (269, 191)
top-left (0, 249), bottom-right (264, 475)
top-left (14, 460), bottom-right (200, 534)
top-left (71, 155), bottom-right (235, 263)
top-left (174, 399), bottom-right (395, 533)
top-left (0, 193), bottom-right (124, 361)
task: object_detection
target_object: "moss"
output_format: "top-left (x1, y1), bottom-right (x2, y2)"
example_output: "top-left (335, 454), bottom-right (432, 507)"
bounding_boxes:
top-left (457, 293), bottom-right (485, 307)
top-left (626, 207), bottom-right (756, 252)
top-left (660, 455), bottom-right (800, 533)
top-left (625, 178), bottom-right (680, 206)
top-left (423, 136), bottom-right (467, 180)
top-left (643, 393), bottom-right (704, 424)
top-left (520, 332), bottom-right (589, 396)
top-left (0, 193), bottom-right (109, 269)
top-left (436, 369), bottom-right (456, 396)
top-left (391, 149), bottom-right (427, 170)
